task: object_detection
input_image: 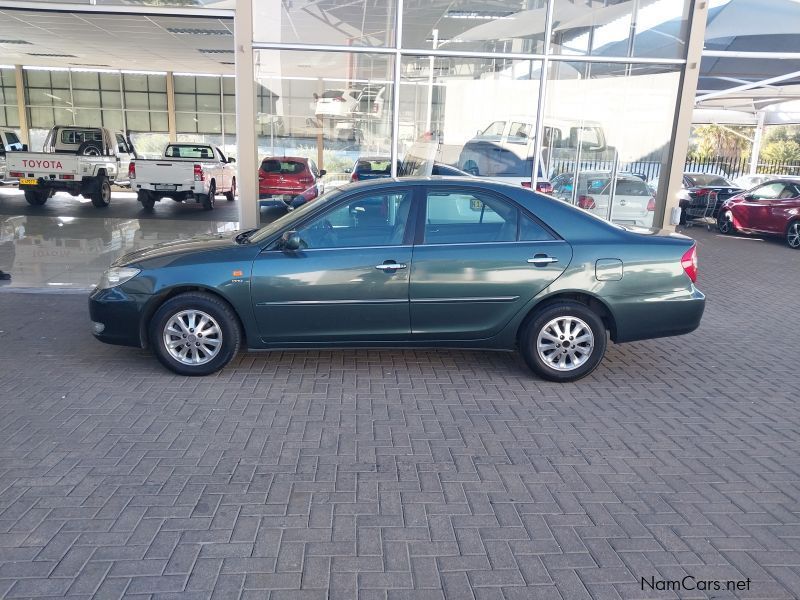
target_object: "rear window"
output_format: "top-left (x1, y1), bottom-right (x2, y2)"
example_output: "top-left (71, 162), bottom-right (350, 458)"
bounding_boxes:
top-left (60, 129), bottom-right (103, 145)
top-left (322, 90), bottom-right (344, 99)
top-left (261, 159), bottom-right (306, 175)
top-left (355, 159), bottom-right (392, 173)
top-left (686, 174), bottom-right (731, 187)
top-left (165, 145), bottom-right (214, 159)
top-left (614, 180), bottom-right (650, 196)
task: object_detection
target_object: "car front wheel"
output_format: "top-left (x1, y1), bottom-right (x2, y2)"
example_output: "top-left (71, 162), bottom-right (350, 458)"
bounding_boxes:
top-left (717, 210), bottom-right (736, 234)
top-left (520, 302), bottom-right (607, 382)
top-left (787, 221), bottom-right (800, 249)
top-left (150, 292), bottom-right (241, 375)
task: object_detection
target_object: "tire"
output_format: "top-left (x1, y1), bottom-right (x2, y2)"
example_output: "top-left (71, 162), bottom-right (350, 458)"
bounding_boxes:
top-left (201, 181), bottom-right (216, 211)
top-left (224, 178), bottom-right (236, 202)
top-left (91, 177), bottom-right (111, 208)
top-left (149, 292), bottom-right (241, 376)
top-left (138, 190), bottom-right (155, 211)
top-left (519, 301), bottom-right (607, 382)
top-left (787, 220), bottom-right (800, 249)
top-left (717, 210), bottom-right (735, 235)
top-left (24, 189), bottom-right (48, 206)
top-left (77, 141), bottom-right (103, 156)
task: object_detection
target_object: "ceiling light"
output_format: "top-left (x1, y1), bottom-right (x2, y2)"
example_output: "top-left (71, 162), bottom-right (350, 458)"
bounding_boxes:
top-left (167, 27), bottom-right (232, 35)
top-left (27, 53), bottom-right (78, 58)
top-left (199, 49), bottom-right (234, 54)
top-left (445, 10), bottom-right (514, 20)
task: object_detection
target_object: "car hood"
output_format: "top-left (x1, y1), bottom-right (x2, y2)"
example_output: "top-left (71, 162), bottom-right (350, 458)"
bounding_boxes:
top-left (113, 233), bottom-right (236, 266)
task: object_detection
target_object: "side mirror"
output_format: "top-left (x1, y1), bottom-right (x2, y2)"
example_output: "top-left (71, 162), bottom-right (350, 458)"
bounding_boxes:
top-left (281, 230), bottom-right (301, 251)
top-left (319, 169), bottom-right (326, 176)
top-left (228, 157), bottom-right (236, 164)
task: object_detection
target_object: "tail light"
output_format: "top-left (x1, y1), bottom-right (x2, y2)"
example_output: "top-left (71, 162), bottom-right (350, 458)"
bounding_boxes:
top-left (193, 164), bottom-right (204, 182)
top-left (9, 171), bottom-right (23, 178)
top-left (681, 244), bottom-right (698, 283)
top-left (128, 162), bottom-right (136, 180)
top-left (62, 174), bottom-right (74, 180)
top-left (647, 197), bottom-right (656, 211)
top-left (536, 182), bottom-right (553, 194)
top-left (351, 172), bottom-right (359, 182)
top-left (577, 195), bottom-right (596, 209)
top-left (693, 188), bottom-right (709, 196)
top-left (521, 181), bottom-right (531, 188)
top-left (372, 104), bottom-right (378, 113)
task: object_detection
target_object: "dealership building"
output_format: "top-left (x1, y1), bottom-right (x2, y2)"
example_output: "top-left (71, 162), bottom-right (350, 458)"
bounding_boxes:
top-left (1, 0), bottom-right (775, 288)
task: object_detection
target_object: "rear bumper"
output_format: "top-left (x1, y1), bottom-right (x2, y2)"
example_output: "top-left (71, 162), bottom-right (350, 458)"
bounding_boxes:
top-left (611, 287), bottom-right (705, 343)
top-left (88, 286), bottom-right (148, 348)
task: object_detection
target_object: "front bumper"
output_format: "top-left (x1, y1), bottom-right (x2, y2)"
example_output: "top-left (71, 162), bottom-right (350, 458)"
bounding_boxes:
top-left (88, 286), bottom-right (148, 348)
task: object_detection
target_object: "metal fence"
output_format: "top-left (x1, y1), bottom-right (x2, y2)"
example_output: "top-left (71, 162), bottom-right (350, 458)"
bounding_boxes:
top-left (547, 156), bottom-right (800, 185)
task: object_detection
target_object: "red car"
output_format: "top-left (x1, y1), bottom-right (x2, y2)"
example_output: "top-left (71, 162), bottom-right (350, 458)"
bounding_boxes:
top-left (258, 156), bottom-right (325, 209)
top-left (717, 178), bottom-right (800, 248)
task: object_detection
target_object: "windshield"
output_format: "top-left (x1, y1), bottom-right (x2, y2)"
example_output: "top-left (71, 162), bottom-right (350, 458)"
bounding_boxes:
top-left (686, 174), bottom-right (731, 187)
top-left (247, 189), bottom-right (344, 244)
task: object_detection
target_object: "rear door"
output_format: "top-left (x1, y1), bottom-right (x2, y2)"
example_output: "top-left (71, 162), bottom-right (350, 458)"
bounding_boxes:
top-left (409, 187), bottom-right (572, 340)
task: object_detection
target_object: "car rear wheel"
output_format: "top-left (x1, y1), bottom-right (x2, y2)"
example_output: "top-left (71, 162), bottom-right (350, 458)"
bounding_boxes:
top-left (150, 292), bottom-right (241, 376)
top-left (224, 178), bottom-right (236, 202)
top-left (24, 189), bottom-right (48, 206)
top-left (787, 221), bottom-right (800, 249)
top-left (717, 210), bottom-right (736, 234)
top-left (201, 181), bottom-right (216, 211)
top-left (520, 302), bottom-right (607, 382)
top-left (91, 177), bottom-right (111, 208)
top-left (138, 190), bottom-right (155, 210)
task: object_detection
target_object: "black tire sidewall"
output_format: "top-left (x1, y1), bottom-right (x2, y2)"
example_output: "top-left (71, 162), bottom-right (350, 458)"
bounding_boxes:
top-left (717, 211), bottom-right (734, 234)
top-left (138, 190), bottom-right (155, 210)
top-left (520, 302), bottom-right (607, 382)
top-left (787, 220), bottom-right (800, 249)
top-left (150, 293), bottom-right (240, 376)
top-left (24, 190), bottom-right (47, 206)
top-left (92, 178), bottom-right (111, 207)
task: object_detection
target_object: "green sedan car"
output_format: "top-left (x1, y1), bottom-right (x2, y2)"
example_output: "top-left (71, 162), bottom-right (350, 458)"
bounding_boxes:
top-left (89, 178), bottom-right (705, 382)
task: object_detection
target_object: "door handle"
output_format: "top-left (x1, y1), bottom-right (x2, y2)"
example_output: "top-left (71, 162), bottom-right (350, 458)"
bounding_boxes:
top-left (375, 262), bottom-right (407, 271)
top-left (527, 255), bottom-right (558, 265)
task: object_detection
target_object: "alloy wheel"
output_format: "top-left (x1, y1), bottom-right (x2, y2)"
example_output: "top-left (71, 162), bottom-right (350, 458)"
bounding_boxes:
top-left (536, 316), bottom-right (595, 372)
top-left (163, 309), bottom-right (222, 366)
top-left (788, 222), bottom-right (800, 248)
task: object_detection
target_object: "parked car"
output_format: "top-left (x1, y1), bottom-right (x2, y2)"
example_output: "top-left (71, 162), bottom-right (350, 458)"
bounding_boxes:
top-left (129, 143), bottom-right (236, 211)
top-left (679, 172), bottom-right (743, 223)
top-left (733, 173), bottom-right (782, 190)
top-left (89, 178), bottom-right (705, 382)
top-left (6, 126), bottom-right (135, 207)
top-left (334, 121), bottom-right (364, 144)
top-left (717, 178), bottom-right (800, 248)
top-left (350, 157), bottom-right (398, 182)
top-left (259, 156), bottom-right (325, 209)
top-left (455, 142), bottom-right (553, 193)
top-left (0, 128), bottom-right (26, 185)
top-left (552, 171), bottom-right (656, 227)
top-left (315, 89), bottom-right (360, 118)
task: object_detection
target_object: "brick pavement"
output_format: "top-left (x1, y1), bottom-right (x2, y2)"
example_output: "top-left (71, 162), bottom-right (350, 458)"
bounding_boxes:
top-left (0, 226), bottom-right (798, 599)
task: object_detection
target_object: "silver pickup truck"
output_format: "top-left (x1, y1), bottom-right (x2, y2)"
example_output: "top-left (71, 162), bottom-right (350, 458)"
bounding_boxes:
top-left (129, 143), bottom-right (236, 211)
top-left (7, 126), bottom-right (135, 207)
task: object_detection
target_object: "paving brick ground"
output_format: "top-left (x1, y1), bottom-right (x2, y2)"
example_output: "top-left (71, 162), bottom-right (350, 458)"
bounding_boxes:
top-left (0, 226), bottom-right (799, 599)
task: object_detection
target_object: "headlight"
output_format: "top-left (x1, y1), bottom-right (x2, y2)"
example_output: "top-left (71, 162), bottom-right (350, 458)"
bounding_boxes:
top-left (97, 266), bottom-right (140, 289)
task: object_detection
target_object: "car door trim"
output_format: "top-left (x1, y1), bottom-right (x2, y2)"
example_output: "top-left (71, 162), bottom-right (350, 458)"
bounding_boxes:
top-left (411, 296), bottom-right (520, 304)
top-left (255, 298), bottom-right (407, 307)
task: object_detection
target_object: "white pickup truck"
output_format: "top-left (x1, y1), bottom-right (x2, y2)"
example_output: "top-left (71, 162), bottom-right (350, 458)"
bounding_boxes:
top-left (1, 128), bottom-right (26, 185)
top-left (7, 126), bottom-right (135, 207)
top-left (129, 143), bottom-right (236, 211)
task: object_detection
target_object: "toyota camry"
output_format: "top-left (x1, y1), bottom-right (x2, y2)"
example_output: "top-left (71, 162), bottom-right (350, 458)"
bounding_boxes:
top-left (89, 178), bottom-right (705, 382)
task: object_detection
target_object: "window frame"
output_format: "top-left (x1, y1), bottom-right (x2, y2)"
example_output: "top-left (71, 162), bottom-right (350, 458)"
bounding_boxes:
top-left (416, 185), bottom-right (559, 246)
top-left (269, 186), bottom-right (419, 251)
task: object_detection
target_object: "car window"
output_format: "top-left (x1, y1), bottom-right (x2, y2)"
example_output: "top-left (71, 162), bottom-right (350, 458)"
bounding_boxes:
top-left (508, 121), bottom-right (532, 140)
top-left (166, 145), bottom-right (214, 159)
top-left (520, 214), bottom-right (555, 241)
top-left (6, 132), bottom-right (21, 146)
top-left (296, 191), bottom-right (412, 249)
top-left (216, 148), bottom-right (227, 162)
top-left (751, 182), bottom-right (788, 200)
top-left (61, 129), bottom-right (102, 145)
top-left (115, 134), bottom-right (128, 154)
top-left (322, 90), bottom-right (344, 99)
top-left (261, 159), bottom-right (306, 175)
top-left (424, 190), bottom-right (517, 244)
top-left (480, 121), bottom-right (506, 136)
top-left (686, 174), bottom-right (731, 187)
top-left (613, 179), bottom-right (650, 196)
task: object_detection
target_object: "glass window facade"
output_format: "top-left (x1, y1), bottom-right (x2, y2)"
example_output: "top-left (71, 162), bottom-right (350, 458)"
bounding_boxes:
top-left (252, 0), bottom-right (691, 225)
top-left (0, 68), bottom-right (19, 128)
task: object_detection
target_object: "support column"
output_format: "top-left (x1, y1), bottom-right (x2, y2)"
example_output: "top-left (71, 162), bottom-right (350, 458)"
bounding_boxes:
top-left (749, 110), bottom-right (766, 175)
top-left (234, 0), bottom-right (258, 228)
top-left (656, 0), bottom-right (709, 229)
top-left (166, 72), bottom-right (177, 142)
top-left (14, 65), bottom-right (29, 147)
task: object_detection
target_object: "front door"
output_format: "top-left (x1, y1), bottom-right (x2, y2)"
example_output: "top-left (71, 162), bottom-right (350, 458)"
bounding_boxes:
top-left (410, 187), bottom-right (571, 340)
top-left (251, 188), bottom-right (416, 343)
